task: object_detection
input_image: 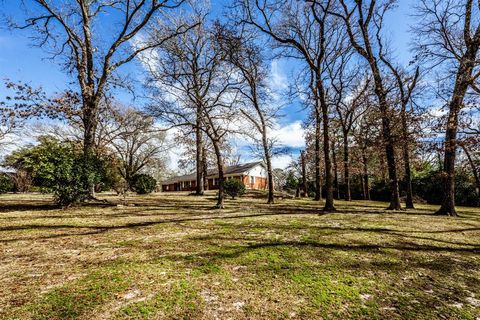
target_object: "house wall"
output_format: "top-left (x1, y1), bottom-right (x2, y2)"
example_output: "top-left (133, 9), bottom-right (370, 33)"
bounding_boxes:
top-left (161, 183), bottom-right (176, 192)
top-left (245, 165), bottom-right (267, 178)
top-left (161, 180), bottom-right (196, 192)
top-left (242, 175), bottom-right (267, 190)
top-left (161, 164), bottom-right (269, 192)
top-left (243, 165), bottom-right (268, 190)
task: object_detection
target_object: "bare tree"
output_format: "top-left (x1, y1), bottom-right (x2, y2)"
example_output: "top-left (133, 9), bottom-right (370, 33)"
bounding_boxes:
top-left (0, 81), bottom-right (48, 147)
top-left (106, 108), bottom-right (169, 190)
top-left (353, 104), bottom-right (383, 201)
top-left (328, 55), bottom-right (371, 201)
top-left (414, 0), bottom-right (480, 216)
top-left (386, 65), bottom-right (420, 209)
top-left (147, 11), bottom-right (239, 208)
top-left (217, 26), bottom-right (278, 204)
top-left (326, 0), bottom-right (403, 210)
top-left (10, 0), bottom-right (191, 194)
top-left (239, 0), bottom-right (345, 211)
top-left (145, 8), bottom-right (221, 197)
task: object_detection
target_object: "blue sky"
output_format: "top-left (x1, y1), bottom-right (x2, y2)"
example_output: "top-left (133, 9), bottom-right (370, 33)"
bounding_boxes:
top-left (0, 0), bottom-right (418, 169)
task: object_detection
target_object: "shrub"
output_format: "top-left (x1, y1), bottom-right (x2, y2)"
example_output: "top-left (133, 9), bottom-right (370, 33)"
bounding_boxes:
top-left (369, 180), bottom-right (391, 202)
top-left (412, 169), bottom-right (478, 206)
top-left (283, 171), bottom-right (299, 195)
top-left (223, 179), bottom-right (245, 199)
top-left (0, 174), bottom-right (14, 193)
top-left (4, 137), bottom-right (104, 207)
top-left (131, 174), bottom-right (157, 194)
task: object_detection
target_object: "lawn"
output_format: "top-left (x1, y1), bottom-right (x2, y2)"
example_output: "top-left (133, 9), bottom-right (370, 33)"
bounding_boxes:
top-left (0, 192), bottom-right (479, 319)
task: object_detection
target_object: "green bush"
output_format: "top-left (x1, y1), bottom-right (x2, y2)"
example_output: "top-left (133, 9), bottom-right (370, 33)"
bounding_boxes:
top-left (223, 179), bottom-right (245, 199)
top-left (5, 137), bottom-right (104, 207)
top-left (0, 174), bottom-right (14, 193)
top-left (370, 180), bottom-right (391, 202)
top-left (131, 174), bottom-right (157, 194)
top-left (412, 169), bottom-right (478, 206)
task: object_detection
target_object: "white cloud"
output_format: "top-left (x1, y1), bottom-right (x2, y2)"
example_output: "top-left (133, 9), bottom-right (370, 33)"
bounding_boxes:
top-left (271, 121), bottom-right (305, 148)
top-left (269, 60), bottom-right (288, 91)
top-left (429, 106), bottom-right (446, 118)
top-left (271, 154), bottom-right (294, 169)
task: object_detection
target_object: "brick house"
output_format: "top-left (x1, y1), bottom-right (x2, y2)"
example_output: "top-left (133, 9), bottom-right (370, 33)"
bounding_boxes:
top-left (161, 161), bottom-right (268, 192)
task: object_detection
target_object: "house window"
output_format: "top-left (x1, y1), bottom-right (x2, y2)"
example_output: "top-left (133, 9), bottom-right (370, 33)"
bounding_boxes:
top-left (250, 176), bottom-right (255, 184)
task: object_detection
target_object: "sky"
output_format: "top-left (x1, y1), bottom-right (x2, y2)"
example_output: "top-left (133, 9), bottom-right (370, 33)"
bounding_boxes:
top-left (0, 0), bottom-right (418, 171)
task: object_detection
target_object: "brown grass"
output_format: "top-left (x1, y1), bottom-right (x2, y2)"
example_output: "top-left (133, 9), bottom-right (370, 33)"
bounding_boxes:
top-left (0, 192), bottom-right (479, 319)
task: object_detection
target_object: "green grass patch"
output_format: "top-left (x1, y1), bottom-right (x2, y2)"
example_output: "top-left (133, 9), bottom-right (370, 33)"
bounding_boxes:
top-left (119, 279), bottom-right (203, 319)
top-left (30, 267), bottom-right (131, 320)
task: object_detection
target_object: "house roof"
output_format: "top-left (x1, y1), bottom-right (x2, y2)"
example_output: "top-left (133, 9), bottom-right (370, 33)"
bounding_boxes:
top-left (161, 161), bottom-right (264, 185)
top-left (161, 172), bottom-right (197, 184)
top-left (221, 161), bottom-right (264, 175)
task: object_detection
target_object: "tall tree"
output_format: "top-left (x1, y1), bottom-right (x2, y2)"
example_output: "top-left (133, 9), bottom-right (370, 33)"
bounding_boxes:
top-left (217, 27), bottom-right (278, 204)
top-left (328, 56), bottom-right (370, 201)
top-left (147, 10), bottom-right (238, 208)
top-left (146, 8), bottom-right (220, 197)
top-left (240, 0), bottom-right (347, 211)
top-left (11, 0), bottom-right (190, 194)
top-left (107, 108), bottom-right (169, 190)
top-left (385, 65), bottom-right (420, 209)
top-left (414, 0), bottom-right (480, 216)
top-left (327, 0), bottom-right (403, 210)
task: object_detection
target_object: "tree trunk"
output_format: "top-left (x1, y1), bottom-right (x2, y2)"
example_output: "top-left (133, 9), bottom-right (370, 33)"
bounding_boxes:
top-left (436, 111), bottom-right (459, 216)
top-left (317, 78), bottom-right (335, 212)
top-left (360, 170), bottom-right (365, 200)
top-left (301, 151), bottom-right (308, 197)
top-left (362, 148), bottom-right (371, 200)
top-left (461, 144), bottom-right (480, 206)
top-left (255, 96), bottom-right (275, 204)
top-left (435, 53), bottom-right (477, 216)
top-left (399, 99), bottom-right (414, 208)
top-left (383, 122), bottom-right (402, 210)
top-left (82, 99), bottom-right (98, 199)
top-left (371, 71), bottom-right (401, 210)
top-left (262, 133), bottom-right (275, 204)
top-left (331, 139), bottom-right (340, 200)
top-left (195, 112), bottom-right (204, 195)
top-left (202, 146), bottom-right (208, 191)
top-left (314, 103), bottom-right (322, 201)
top-left (402, 143), bottom-right (414, 209)
top-left (343, 131), bottom-right (351, 201)
top-left (212, 141), bottom-right (225, 209)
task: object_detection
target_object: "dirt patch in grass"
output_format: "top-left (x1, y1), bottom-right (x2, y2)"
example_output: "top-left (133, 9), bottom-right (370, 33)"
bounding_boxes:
top-left (0, 192), bottom-right (479, 319)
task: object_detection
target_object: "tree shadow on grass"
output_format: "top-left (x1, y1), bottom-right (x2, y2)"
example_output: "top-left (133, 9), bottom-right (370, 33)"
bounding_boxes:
top-left (1, 206), bottom-right (479, 243)
top-left (155, 238), bottom-right (480, 276)
top-left (0, 200), bottom-right (120, 213)
top-left (0, 199), bottom-right (59, 212)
